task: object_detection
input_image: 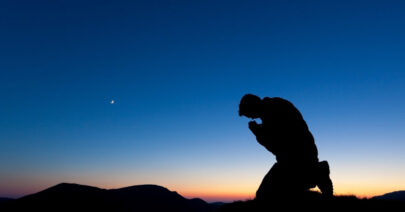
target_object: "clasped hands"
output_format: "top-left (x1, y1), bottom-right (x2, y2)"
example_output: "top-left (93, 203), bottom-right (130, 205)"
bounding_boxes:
top-left (248, 120), bottom-right (262, 136)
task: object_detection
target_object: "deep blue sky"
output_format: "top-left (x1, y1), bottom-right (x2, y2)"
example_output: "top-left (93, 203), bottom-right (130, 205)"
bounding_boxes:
top-left (1, 0), bottom-right (405, 201)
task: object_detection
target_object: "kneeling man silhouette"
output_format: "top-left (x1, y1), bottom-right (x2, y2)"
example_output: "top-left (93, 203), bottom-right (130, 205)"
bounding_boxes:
top-left (239, 94), bottom-right (333, 200)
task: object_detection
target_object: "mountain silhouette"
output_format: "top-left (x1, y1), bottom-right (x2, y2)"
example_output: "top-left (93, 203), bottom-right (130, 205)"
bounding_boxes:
top-left (373, 190), bottom-right (405, 202)
top-left (0, 183), bottom-right (217, 212)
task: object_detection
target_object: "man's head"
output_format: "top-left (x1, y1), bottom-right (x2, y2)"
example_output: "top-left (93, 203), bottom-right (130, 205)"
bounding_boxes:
top-left (239, 94), bottom-right (262, 119)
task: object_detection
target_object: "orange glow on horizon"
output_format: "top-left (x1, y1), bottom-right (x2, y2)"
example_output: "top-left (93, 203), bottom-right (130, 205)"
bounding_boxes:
top-left (181, 191), bottom-right (254, 202)
top-left (3, 175), bottom-right (403, 202)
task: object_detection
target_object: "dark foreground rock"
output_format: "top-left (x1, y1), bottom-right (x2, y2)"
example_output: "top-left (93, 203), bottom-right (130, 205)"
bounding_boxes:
top-left (219, 191), bottom-right (405, 212)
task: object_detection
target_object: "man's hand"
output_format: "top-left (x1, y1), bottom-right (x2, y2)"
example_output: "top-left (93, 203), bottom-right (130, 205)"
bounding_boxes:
top-left (248, 120), bottom-right (261, 136)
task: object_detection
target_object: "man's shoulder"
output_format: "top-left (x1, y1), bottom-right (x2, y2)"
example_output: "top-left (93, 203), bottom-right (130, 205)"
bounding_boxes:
top-left (261, 97), bottom-right (274, 113)
top-left (262, 97), bottom-right (272, 102)
top-left (262, 97), bottom-right (278, 105)
top-left (262, 97), bottom-right (290, 111)
top-left (263, 97), bottom-right (287, 104)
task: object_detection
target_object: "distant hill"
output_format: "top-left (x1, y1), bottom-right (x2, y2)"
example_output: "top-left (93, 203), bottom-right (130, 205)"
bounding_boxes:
top-left (0, 183), bottom-right (217, 212)
top-left (373, 191), bottom-right (405, 202)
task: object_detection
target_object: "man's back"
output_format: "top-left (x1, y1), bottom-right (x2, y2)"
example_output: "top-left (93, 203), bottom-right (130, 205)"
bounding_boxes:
top-left (260, 97), bottom-right (319, 165)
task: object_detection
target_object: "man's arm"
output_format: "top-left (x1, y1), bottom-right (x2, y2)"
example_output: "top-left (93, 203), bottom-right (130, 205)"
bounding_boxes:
top-left (248, 121), bottom-right (260, 135)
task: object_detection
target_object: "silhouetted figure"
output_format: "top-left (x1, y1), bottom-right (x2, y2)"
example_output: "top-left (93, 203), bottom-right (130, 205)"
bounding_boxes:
top-left (239, 94), bottom-right (333, 201)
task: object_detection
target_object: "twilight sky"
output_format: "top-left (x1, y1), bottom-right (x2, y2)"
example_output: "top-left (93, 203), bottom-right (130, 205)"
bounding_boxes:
top-left (1, 0), bottom-right (405, 202)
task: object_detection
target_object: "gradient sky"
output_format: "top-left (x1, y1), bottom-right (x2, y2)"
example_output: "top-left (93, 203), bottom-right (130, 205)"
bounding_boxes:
top-left (1, 0), bottom-right (405, 202)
